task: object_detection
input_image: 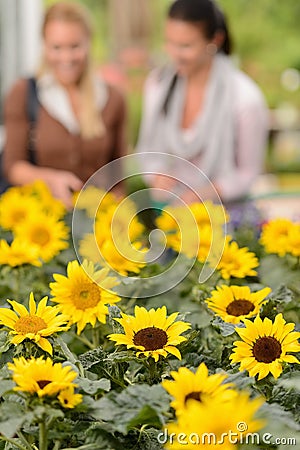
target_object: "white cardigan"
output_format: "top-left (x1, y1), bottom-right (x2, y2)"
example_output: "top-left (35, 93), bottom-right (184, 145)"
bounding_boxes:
top-left (136, 63), bottom-right (269, 202)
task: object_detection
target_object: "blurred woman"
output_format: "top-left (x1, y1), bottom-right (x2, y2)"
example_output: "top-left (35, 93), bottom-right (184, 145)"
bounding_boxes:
top-left (3, 1), bottom-right (127, 207)
top-left (137, 0), bottom-right (268, 204)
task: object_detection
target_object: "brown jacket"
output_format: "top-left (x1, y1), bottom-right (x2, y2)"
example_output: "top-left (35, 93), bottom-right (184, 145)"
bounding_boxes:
top-left (3, 78), bottom-right (127, 183)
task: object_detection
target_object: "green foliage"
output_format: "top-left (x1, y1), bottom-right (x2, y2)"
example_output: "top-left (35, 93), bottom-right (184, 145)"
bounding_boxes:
top-left (218, 0), bottom-right (300, 107)
top-left (92, 384), bottom-right (170, 434)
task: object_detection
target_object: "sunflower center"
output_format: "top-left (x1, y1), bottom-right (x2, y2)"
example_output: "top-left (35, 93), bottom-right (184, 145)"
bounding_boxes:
top-left (252, 336), bottom-right (282, 363)
top-left (37, 380), bottom-right (51, 389)
top-left (133, 327), bottom-right (168, 350)
top-left (12, 210), bottom-right (26, 223)
top-left (226, 299), bottom-right (255, 316)
top-left (185, 391), bottom-right (202, 403)
top-left (32, 228), bottom-right (50, 246)
top-left (14, 315), bottom-right (47, 334)
top-left (73, 283), bottom-right (100, 310)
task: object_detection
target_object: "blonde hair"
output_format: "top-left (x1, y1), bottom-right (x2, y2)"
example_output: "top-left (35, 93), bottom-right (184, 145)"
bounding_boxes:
top-left (38, 1), bottom-right (104, 139)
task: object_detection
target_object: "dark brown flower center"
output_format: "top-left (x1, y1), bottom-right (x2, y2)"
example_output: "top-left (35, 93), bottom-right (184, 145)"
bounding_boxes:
top-left (37, 380), bottom-right (51, 389)
top-left (252, 336), bottom-right (282, 363)
top-left (133, 327), bottom-right (168, 350)
top-left (226, 299), bottom-right (255, 316)
top-left (185, 391), bottom-right (202, 403)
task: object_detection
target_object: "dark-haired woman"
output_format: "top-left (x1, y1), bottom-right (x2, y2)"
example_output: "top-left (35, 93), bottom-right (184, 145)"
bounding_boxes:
top-left (137, 0), bottom-right (268, 204)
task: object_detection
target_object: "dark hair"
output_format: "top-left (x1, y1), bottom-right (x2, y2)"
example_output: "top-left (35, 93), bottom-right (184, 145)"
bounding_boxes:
top-left (168, 0), bottom-right (232, 55)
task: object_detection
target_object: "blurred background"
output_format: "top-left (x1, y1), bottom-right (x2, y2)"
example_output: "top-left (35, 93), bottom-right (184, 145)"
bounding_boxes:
top-left (0, 0), bottom-right (299, 214)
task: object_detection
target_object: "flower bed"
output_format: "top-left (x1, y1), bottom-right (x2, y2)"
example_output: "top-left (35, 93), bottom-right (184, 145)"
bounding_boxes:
top-left (0, 182), bottom-right (299, 450)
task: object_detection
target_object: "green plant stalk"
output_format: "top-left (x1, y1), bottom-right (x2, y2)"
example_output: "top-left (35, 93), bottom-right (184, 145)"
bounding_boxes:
top-left (70, 331), bottom-right (95, 350)
top-left (53, 441), bottom-right (61, 450)
top-left (17, 430), bottom-right (33, 450)
top-left (145, 357), bottom-right (160, 385)
top-left (0, 436), bottom-right (29, 450)
top-left (39, 415), bottom-right (48, 450)
top-left (13, 266), bottom-right (21, 301)
top-left (92, 326), bottom-right (100, 349)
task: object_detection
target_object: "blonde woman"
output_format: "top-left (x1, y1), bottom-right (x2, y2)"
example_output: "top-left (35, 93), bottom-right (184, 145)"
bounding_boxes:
top-left (3, 2), bottom-right (127, 207)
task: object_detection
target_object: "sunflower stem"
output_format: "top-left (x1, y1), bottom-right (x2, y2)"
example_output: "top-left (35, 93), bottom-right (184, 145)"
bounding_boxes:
top-left (145, 357), bottom-right (159, 385)
top-left (70, 331), bottom-right (95, 350)
top-left (53, 440), bottom-right (61, 450)
top-left (0, 436), bottom-right (29, 450)
top-left (13, 266), bottom-right (22, 301)
top-left (16, 431), bottom-right (33, 450)
top-left (92, 327), bottom-right (100, 348)
top-left (39, 415), bottom-right (48, 450)
top-left (56, 336), bottom-right (78, 365)
top-left (56, 335), bottom-right (85, 377)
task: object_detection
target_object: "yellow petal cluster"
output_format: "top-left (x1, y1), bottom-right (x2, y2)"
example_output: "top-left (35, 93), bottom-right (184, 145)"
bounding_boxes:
top-left (108, 305), bottom-right (191, 362)
top-left (0, 292), bottom-right (69, 354)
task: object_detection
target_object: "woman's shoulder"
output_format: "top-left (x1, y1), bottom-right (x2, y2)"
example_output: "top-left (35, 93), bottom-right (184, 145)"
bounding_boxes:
top-left (233, 68), bottom-right (266, 107)
top-left (143, 65), bottom-right (174, 94)
top-left (4, 78), bottom-right (32, 117)
top-left (5, 78), bottom-right (29, 101)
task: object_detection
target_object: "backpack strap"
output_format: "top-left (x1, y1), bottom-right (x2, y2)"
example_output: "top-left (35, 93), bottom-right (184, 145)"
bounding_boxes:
top-left (27, 77), bottom-right (39, 165)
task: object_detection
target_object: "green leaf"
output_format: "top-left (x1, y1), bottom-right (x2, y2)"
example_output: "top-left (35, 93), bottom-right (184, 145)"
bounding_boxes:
top-left (78, 377), bottom-right (111, 395)
top-left (79, 347), bottom-right (106, 370)
top-left (0, 380), bottom-right (15, 397)
top-left (92, 384), bottom-right (170, 434)
top-left (212, 317), bottom-right (240, 337)
top-left (0, 403), bottom-right (29, 438)
top-left (260, 402), bottom-right (300, 432)
top-left (259, 255), bottom-right (299, 291)
top-left (85, 425), bottom-right (164, 449)
top-left (278, 374), bottom-right (300, 391)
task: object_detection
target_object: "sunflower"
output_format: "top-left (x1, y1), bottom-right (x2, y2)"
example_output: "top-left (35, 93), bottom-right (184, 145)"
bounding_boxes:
top-left (0, 188), bottom-right (41, 231)
top-left (189, 201), bottom-right (229, 229)
top-left (165, 392), bottom-right (265, 449)
top-left (0, 292), bottom-right (69, 354)
top-left (162, 363), bottom-right (235, 415)
top-left (8, 356), bottom-right (79, 398)
top-left (58, 386), bottom-right (83, 409)
top-left (259, 218), bottom-right (296, 257)
top-left (20, 180), bottom-right (66, 219)
top-left (78, 232), bottom-right (105, 265)
top-left (206, 285), bottom-right (271, 324)
top-left (14, 213), bottom-right (69, 262)
top-left (287, 224), bottom-right (300, 257)
top-left (78, 203), bottom-right (145, 268)
top-left (98, 202), bottom-right (145, 241)
top-left (155, 205), bottom-right (201, 260)
top-left (73, 185), bottom-right (118, 218)
top-left (50, 259), bottom-right (121, 334)
top-left (230, 313), bottom-right (300, 380)
top-left (0, 238), bottom-right (42, 267)
top-left (99, 239), bottom-right (146, 275)
top-left (155, 206), bottom-right (185, 233)
top-left (156, 201), bottom-right (228, 234)
top-left (216, 240), bottom-right (259, 280)
top-left (108, 305), bottom-right (191, 361)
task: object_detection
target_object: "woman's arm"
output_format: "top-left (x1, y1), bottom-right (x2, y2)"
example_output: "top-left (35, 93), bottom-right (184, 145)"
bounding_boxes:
top-left (3, 79), bottom-right (82, 208)
top-left (215, 92), bottom-right (269, 202)
top-left (109, 86), bottom-right (128, 197)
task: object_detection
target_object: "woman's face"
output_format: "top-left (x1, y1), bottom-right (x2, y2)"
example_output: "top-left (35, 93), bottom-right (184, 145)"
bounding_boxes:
top-left (43, 20), bottom-right (90, 86)
top-left (164, 19), bottom-right (213, 76)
